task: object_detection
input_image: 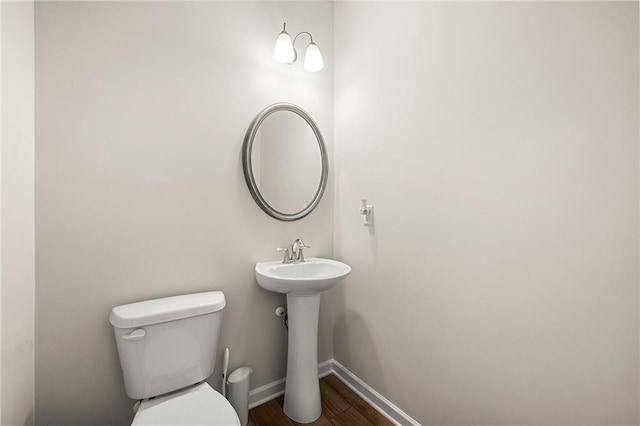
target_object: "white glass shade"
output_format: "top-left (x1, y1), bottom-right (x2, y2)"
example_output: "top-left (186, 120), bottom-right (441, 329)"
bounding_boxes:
top-left (274, 31), bottom-right (295, 64)
top-left (304, 42), bottom-right (324, 72)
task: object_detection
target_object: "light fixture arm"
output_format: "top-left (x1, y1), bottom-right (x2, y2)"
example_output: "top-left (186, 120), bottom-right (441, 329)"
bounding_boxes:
top-left (290, 31), bottom-right (315, 64)
top-left (292, 31), bottom-right (314, 47)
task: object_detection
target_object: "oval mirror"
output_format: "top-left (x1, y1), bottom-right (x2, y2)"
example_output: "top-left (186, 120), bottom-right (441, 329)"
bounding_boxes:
top-left (242, 103), bottom-right (328, 221)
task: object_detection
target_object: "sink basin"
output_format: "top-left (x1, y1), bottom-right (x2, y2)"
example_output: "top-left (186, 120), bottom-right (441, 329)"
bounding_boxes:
top-left (255, 257), bottom-right (351, 422)
top-left (255, 258), bottom-right (351, 296)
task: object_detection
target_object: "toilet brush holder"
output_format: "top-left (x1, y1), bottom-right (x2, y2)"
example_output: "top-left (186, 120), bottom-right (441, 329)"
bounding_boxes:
top-left (227, 367), bottom-right (253, 426)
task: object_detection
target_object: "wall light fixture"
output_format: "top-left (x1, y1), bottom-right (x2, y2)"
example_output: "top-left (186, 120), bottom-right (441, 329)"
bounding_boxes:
top-left (273, 23), bottom-right (324, 72)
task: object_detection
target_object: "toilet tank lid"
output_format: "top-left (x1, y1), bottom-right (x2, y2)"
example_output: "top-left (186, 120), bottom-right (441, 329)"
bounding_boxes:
top-left (110, 291), bottom-right (226, 329)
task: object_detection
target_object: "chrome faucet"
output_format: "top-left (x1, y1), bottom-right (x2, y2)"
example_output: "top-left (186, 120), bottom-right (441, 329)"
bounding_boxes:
top-left (277, 239), bottom-right (310, 264)
top-left (291, 239), bottom-right (310, 263)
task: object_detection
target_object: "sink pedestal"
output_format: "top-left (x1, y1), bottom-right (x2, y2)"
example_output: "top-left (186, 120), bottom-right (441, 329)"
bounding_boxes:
top-left (283, 293), bottom-right (321, 423)
top-left (254, 258), bottom-right (351, 423)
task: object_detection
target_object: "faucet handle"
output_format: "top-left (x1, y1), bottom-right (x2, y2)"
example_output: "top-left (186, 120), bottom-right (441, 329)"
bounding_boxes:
top-left (292, 238), bottom-right (310, 249)
top-left (297, 242), bottom-right (310, 263)
top-left (277, 247), bottom-right (291, 264)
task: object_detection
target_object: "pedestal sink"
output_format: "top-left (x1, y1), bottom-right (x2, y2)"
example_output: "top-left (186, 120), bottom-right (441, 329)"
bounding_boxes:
top-left (255, 258), bottom-right (351, 423)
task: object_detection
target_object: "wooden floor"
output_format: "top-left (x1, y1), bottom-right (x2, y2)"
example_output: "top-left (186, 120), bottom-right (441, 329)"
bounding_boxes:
top-left (248, 374), bottom-right (393, 426)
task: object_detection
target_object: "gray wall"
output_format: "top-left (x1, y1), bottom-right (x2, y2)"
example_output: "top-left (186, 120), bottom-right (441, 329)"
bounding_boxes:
top-left (2, 1), bottom-right (36, 425)
top-left (332, 1), bottom-right (639, 424)
top-left (35, 2), bottom-right (333, 425)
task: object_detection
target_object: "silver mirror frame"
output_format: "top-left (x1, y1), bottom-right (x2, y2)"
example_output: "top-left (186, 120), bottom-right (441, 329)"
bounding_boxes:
top-left (242, 103), bottom-right (328, 221)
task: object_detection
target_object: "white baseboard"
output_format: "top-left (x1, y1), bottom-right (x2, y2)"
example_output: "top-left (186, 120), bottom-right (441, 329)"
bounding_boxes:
top-left (317, 359), bottom-right (333, 378)
top-left (247, 359), bottom-right (419, 426)
top-left (248, 377), bottom-right (285, 409)
top-left (331, 359), bottom-right (420, 426)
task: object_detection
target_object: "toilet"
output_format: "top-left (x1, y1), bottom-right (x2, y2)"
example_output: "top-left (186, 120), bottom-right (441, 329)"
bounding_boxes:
top-left (109, 291), bottom-right (241, 425)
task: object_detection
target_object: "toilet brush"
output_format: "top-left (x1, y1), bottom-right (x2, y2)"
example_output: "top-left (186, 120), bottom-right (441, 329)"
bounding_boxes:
top-left (221, 347), bottom-right (230, 398)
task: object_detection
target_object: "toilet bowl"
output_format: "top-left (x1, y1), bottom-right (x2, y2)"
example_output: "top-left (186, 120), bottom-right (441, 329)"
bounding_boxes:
top-left (132, 382), bottom-right (239, 425)
top-left (110, 291), bottom-right (240, 426)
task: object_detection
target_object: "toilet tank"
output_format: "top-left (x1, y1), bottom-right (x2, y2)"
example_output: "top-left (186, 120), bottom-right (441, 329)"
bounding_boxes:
top-left (109, 291), bottom-right (226, 400)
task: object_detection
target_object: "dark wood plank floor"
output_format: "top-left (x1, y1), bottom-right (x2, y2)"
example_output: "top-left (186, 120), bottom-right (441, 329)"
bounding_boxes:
top-left (248, 374), bottom-right (393, 426)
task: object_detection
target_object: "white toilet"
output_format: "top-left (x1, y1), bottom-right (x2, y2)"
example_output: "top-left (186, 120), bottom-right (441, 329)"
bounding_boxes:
top-left (109, 291), bottom-right (241, 425)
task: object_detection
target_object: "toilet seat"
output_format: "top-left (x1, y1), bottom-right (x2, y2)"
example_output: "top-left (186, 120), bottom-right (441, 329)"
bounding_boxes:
top-left (132, 382), bottom-right (240, 425)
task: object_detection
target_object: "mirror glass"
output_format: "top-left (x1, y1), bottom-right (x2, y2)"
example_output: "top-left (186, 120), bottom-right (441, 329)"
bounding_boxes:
top-left (250, 111), bottom-right (321, 213)
top-left (243, 103), bottom-right (328, 221)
